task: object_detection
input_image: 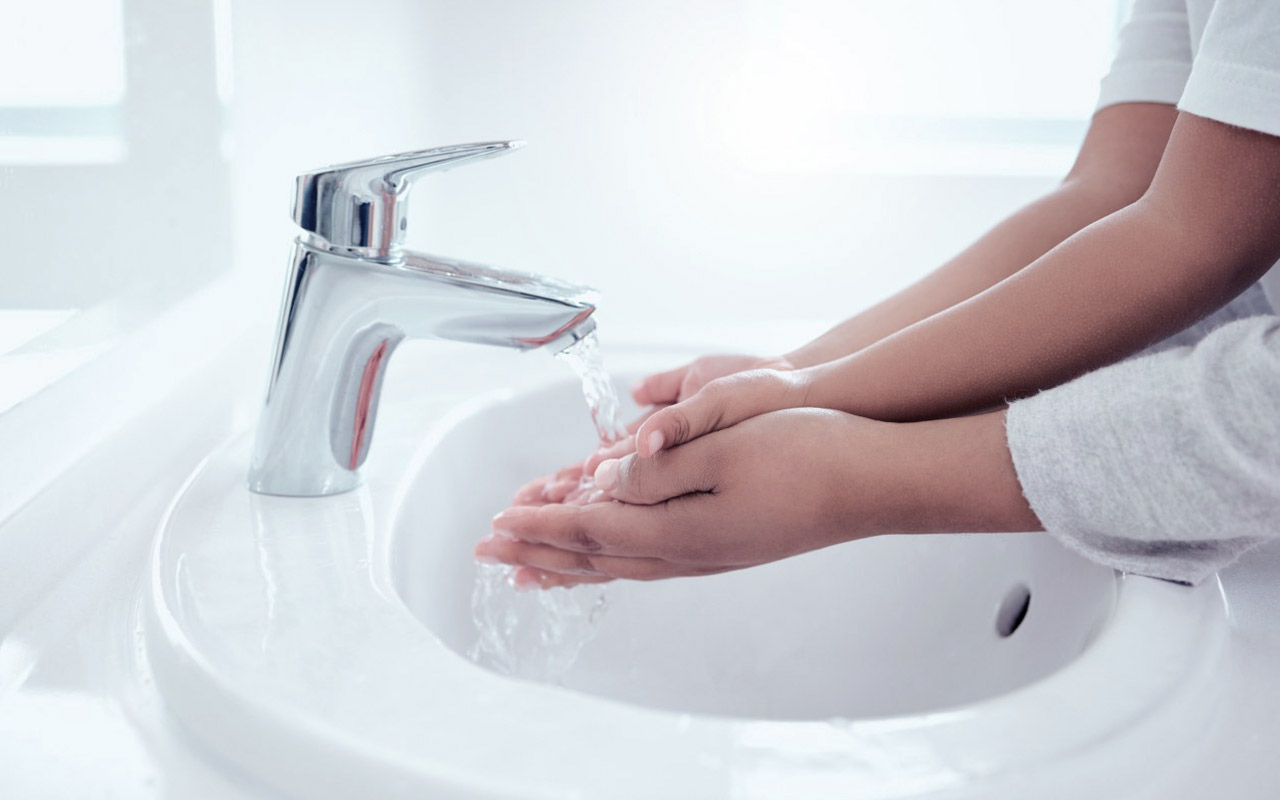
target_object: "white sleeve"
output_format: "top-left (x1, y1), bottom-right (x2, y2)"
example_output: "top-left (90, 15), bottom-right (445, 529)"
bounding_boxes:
top-left (1096, 0), bottom-right (1193, 111)
top-left (1005, 312), bottom-right (1280, 585)
top-left (1178, 0), bottom-right (1280, 137)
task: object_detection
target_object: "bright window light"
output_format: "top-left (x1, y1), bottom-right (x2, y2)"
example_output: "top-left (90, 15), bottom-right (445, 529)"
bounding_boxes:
top-left (0, 0), bottom-right (127, 163)
top-left (0, 0), bottom-right (127, 106)
top-left (720, 0), bottom-right (1124, 175)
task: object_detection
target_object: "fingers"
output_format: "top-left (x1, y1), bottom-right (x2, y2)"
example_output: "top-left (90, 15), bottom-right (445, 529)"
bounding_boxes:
top-left (490, 501), bottom-right (670, 558)
top-left (633, 369), bottom-right (809, 457)
top-left (631, 366), bottom-right (686, 407)
top-left (511, 462), bottom-right (585, 505)
top-left (509, 425), bottom-right (649, 510)
top-left (512, 566), bottom-right (613, 590)
top-left (591, 440), bottom-right (718, 505)
top-left (477, 536), bottom-right (678, 581)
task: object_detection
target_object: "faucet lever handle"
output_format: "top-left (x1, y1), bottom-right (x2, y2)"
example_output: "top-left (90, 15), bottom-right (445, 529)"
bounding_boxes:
top-left (292, 140), bottom-right (524, 256)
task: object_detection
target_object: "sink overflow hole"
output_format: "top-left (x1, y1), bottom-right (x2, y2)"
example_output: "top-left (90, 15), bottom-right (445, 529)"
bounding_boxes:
top-left (996, 583), bottom-right (1032, 637)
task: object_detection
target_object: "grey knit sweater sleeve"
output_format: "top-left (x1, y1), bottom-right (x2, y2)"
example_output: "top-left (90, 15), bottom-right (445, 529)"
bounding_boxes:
top-left (1005, 284), bottom-right (1280, 584)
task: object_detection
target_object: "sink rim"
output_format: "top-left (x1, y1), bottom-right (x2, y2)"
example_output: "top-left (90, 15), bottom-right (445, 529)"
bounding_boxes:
top-left (144, 347), bottom-right (1230, 799)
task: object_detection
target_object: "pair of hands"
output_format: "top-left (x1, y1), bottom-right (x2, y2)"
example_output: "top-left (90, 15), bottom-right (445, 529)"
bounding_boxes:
top-left (472, 352), bottom-right (1034, 589)
top-left (474, 353), bottom-right (867, 589)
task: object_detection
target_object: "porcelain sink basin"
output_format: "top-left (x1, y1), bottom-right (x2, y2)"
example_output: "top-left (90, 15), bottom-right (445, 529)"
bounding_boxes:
top-left (396, 379), bottom-right (1118, 719)
top-left (145, 342), bottom-right (1229, 799)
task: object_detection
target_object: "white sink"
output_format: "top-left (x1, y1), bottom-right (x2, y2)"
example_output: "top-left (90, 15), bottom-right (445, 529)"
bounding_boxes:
top-left (397, 379), bottom-right (1118, 720)
top-left (145, 343), bottom-right (1229, 799)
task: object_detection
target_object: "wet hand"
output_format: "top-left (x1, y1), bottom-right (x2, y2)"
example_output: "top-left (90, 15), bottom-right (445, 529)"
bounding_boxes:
top-left (632, 367), bottom-right (814, 457)
top-left (509, 431), bottom-right (643, 508)
top-left (508, 353), bottom-right (791, 509)
top-left (478, 409), bottom-right (872, 587)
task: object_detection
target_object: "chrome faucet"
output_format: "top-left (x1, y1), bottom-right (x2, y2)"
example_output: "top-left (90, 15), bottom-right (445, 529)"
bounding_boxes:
top-left (248, 141), bottom-right (597, 496)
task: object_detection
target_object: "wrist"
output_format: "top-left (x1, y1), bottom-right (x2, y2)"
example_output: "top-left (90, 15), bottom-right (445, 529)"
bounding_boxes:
top-left (824, 410), bottom-right (1041, 541)
top-left (898, 411), bottom-right (1042, 533)
top-left (759, 354), bottom-right (797, 372)
top-left (822, 412), bottom-right (920, 541)
top-left (799, 357), bottom-right (867, 416)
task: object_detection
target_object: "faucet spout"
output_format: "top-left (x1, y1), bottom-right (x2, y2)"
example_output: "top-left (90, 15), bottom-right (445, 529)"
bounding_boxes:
top-left (536, 314), bottom-right (598, 353)
top-left (248, 140), bottom-right (604, 496)
top-left (248, 241), bottom-right (597, 497)
top-left (249, 142), bottom-right (600, 497)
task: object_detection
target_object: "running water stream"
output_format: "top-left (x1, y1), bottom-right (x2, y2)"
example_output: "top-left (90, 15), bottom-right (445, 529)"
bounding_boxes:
top-left (468, 330), bottom-right (624, 682)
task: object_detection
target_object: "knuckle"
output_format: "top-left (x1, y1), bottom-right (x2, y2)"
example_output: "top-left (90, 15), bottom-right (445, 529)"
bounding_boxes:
top-left (666, 407), bottom-right (693, 445)
top-left (566, 524), bottom-right (603, 552)
top-left (701, 382), bottom-right (734, 426)
top-left (616, 455), bottom-right (642, 496)
top-left (702, 377), bottom-right (728, 401)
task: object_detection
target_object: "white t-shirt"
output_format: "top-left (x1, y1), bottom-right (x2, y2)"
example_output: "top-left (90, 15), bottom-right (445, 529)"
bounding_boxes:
top-left (1097, 0), bottom-right (1280, 307)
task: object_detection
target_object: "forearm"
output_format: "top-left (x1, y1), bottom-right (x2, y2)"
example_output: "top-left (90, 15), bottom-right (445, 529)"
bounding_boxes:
top-left (785, 103), bottom-right (1177, 369)
top-left (786, 180), bottom-right (1142, 368)
top-left (810, 200), bottom-right (1259, 420)
top-left (840, 410), bottom-right (1041, 536)
top-left (806, 115), bottom-right (1280, 422)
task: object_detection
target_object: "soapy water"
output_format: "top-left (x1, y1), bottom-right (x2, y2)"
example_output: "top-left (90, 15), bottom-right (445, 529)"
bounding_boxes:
top-left (468, 330), bottom-right (623, 682)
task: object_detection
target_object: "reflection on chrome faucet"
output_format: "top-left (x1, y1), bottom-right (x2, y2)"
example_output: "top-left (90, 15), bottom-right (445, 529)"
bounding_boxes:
top-left (249, 141), bottom-right (599, 496)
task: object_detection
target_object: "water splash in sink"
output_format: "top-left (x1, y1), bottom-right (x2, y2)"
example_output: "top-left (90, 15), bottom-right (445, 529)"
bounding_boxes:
top-left (468, 329), bottom-right (622, 682)
top-left (469, 564), bottom-right (609, 682)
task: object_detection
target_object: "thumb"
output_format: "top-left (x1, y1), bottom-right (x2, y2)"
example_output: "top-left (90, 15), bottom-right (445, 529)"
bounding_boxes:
top-left (582, 434), bottom-right (635, 477)
top-left (591, 442), bottom-right (717, 505)
top-left (633, 369), bottom-right (809, 457)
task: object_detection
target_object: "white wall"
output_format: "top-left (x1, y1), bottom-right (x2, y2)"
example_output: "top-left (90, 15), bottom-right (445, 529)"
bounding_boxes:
top-left (0, 0), bottom-right (1118, 392)
top-left (225, 1), bottom-right (1117, 344)
top-left (0, 0), bottom-right (229, 309)
top-left (226, 0), bottom-right (438, 324)
top-left (403, 0), bottom-right (1101, 336)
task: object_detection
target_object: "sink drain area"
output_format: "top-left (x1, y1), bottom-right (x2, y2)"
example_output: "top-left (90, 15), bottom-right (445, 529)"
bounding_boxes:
top-left (996, 583), bottom-right (1032, 637)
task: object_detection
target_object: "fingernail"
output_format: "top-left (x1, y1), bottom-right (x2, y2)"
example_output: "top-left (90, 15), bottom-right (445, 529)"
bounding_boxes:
top-left (594, 458), bottom-right (620, 489)
top-left (475, 554), bottom-right (501, 565)
top-left (491, 510), bottom-right (518, 537)
top-left (647, 430), bottom-right (665, 455)
top-left (512, 570), bottom-right (540, 591)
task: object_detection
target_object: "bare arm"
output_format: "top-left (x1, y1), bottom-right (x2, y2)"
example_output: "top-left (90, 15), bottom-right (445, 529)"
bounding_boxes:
top-left (631, 111), bottom-right (1280, 458)
top-left (785, 103), bottom-right (1178, 367)
top-left (806, 111), bottom-right (1280, 420)
top-left (620, 105), bottom-right (1174, 416)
